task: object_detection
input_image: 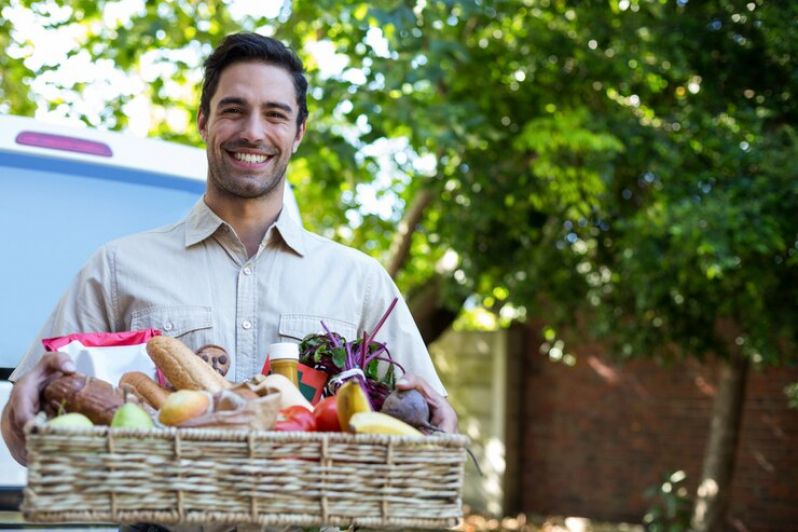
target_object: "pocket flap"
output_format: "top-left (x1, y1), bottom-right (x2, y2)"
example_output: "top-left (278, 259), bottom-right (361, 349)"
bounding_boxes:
top-left (131, 306), bottom-right (213, 337)
top-left (279, 314), bottom-right (358, 342)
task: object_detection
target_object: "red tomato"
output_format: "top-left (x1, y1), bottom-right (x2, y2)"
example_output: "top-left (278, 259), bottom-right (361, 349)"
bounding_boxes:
top-left (313, 396), bottom-right (342, 432)
top-left (275, 405), bottom-right (317, 432)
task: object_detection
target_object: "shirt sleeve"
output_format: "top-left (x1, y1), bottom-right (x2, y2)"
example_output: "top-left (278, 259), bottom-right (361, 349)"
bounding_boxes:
top-left (360, 262), bottom-right (447, 397)
top-left (8, 246), bottom-right (116, 382)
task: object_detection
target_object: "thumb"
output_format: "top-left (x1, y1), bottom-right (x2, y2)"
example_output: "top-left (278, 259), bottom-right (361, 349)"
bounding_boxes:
top-left (13, 352), bottom-right (76, 421)
top-left (40, 351), bottom-right (77, 376)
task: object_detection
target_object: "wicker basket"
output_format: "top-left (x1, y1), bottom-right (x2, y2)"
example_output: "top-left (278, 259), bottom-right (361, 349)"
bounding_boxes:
top-left (22, 418), bottom-right (469, 529)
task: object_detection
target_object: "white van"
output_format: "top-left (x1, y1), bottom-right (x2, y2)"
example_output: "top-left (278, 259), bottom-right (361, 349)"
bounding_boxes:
top-left (0, 114), bottom-right (300, 510)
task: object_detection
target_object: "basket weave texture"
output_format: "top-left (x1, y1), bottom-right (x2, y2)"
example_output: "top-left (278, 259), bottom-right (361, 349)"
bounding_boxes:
top-left (23, 420), bottom-right (469, 529)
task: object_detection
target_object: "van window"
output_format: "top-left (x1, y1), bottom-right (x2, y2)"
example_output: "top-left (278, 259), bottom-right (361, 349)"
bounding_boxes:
top-left (0, 149), bottom-right (205, 373)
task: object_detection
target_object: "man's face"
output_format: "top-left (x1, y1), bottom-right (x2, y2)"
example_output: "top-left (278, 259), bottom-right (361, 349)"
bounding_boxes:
top-left (198, 60), bottom-right (305, 201)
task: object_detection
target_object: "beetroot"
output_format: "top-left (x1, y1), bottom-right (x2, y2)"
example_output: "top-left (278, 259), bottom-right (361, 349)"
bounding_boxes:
top-left (380, 388), bottom-right (439, 433)
top-left (381, 388), bottom-right (484, 476)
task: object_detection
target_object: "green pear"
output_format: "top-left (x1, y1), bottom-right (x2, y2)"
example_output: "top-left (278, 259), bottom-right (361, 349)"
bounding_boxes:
top-left (48, 412), bottom-right (94, 427)
top-left (111, 403), bottom-right (154, 429)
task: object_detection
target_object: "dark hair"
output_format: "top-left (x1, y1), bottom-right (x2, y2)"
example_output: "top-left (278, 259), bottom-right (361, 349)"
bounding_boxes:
top-left (200, 32), bottom-right (309, 127)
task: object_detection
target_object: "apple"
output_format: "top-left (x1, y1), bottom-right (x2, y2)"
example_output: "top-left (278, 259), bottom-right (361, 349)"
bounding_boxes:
top-left (111, 403), bottom-right (154, 429)
top-left (48, 412), bottom-right (94, 428)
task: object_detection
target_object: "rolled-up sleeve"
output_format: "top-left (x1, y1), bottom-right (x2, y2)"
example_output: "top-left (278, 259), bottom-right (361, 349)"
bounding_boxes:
top-left (361, 263), bottom-right (447, 397)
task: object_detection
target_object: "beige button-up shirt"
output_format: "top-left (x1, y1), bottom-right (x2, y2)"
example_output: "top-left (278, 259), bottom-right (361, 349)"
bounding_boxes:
top-left (11, 198), bottom-right (445, 396)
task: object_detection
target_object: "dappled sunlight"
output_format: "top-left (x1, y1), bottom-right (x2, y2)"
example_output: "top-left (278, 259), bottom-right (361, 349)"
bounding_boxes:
top-left (486, 436), bottom-right (506, 475)
top-left (693, 375), bottom-right (716, 396)
top-left (751, 449), bottom-right (775, 473)
top-left (464, 416), bottom-right (484, 441)
top-left (760, 413), bottom-right (786, 438)
top-left (697, 477), bottom-right (719, 498)
top-left (475, 336), bottom-right (493, 356)
top-left (587, 356), bottom-right (620, 385)
top-left (456, 509), bottom-right (644, 532)
top-left (484, 437), bottom-right (507, 515)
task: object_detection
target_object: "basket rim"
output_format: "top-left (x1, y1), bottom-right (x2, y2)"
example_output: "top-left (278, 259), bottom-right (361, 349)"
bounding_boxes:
top-left (26, 416), bottom-right (471, 446)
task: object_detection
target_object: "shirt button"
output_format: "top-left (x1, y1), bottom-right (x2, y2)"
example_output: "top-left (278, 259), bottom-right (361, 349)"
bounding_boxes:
top-left (163, 323), bottom-right (173, 331)
top-left (242, 320), bottom-right (252, 330)
top-left (243, 267), bottom-right (252, 275)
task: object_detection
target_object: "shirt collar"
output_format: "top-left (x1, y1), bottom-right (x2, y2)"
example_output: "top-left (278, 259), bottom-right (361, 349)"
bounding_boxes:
top-left (184, 198), bottom-right (225, 247)
top-left (271, 207), bottom-right (307, 257)
top-left (184, 197), bottom-right (307, 257)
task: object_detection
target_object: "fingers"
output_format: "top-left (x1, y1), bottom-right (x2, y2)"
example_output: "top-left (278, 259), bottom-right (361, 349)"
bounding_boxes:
top-left (2, 352), bottom-right (76, 465)
top-left (429, 401), bottom-right (458, 434)
top-left (396, 374), bottom-right (459, 434)
top-left (40, 351), bottom-right (77, 377)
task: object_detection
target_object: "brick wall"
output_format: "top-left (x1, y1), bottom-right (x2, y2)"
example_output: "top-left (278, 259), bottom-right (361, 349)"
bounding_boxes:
top-left (517, 327), bottom-right (798, 532)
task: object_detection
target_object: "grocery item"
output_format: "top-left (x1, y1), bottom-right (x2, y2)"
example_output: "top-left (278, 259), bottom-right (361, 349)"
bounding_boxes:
top-left (312, 396), bottom-right (341, 432)
top-left (47, 412), bottom-right (94, 428)
top-left (380, 388), bottom-right (439, 433)
top-left (158, 390), bottom-right (211, 426)
top-left (336, 380), bottom-right (372, 432)
top-left (175, 389), bottom-right (280, 430)
top-left (146, 336), bottom-right (232, 392)
top-left (348, 411), bottom-right (423, 436)
top-left (119, 371), bottom-right (171, 409)
top-left (111, 403), bottom-right (154, 429)
top-left (267, 342), bottom-right (299, 387)
top-left (298, 298), bottom-right (403, 411)
top-left (274, 405), bottom-right (316, 432)
top-left (248, 373), bottom-right (313, 411)
top-left (195, 344), bottom-right (230, 376)
top-left (42, 373), bottom-right (125, 426)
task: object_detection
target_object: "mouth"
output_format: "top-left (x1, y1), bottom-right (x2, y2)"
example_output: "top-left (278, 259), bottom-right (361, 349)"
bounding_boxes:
top-left (228, 150), bottom-right (274, 166)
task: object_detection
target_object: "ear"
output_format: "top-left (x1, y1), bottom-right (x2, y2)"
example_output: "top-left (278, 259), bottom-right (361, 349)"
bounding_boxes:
top-left (197, 109), bottom-right (208, 143)
top-left (292, 120), bottom-right (306, 154)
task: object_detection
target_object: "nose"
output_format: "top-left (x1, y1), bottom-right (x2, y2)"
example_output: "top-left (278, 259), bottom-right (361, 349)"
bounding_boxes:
top-left (239, 113), bottom-right (266, 144)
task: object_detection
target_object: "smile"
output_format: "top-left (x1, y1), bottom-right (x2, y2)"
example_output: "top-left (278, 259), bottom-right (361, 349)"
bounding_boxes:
top-left (232, 152), bottom-right (269, 164)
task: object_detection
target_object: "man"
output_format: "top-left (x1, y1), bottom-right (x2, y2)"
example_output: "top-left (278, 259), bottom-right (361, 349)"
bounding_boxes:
top-left (2, 32), bottom-right (456, 467)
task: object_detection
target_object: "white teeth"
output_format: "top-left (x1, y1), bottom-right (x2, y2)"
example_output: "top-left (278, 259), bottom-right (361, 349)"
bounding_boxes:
top-left (233, 152), bottom-right (268, 163)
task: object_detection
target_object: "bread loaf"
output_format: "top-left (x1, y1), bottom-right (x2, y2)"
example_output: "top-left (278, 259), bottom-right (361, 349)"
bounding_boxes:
top-left (146, 336), bottom-right (232, 393)
top-left (119, 371), bottom-right (171, 409)
top-left (43, 373), bottom-right (125, 425)
top-left (249, 373), bottom-right (313, 411)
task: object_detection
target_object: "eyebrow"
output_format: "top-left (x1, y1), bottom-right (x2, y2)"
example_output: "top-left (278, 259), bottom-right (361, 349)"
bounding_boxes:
top-left (216, 96), bottom-right (293, 115)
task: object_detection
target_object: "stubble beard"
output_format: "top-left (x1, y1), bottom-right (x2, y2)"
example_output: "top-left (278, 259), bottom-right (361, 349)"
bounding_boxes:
top-left (207, 152), bottom-right (290, 200)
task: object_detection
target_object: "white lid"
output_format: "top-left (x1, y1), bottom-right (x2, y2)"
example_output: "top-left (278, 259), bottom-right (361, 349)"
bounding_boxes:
top-left (268, 342), bottom-right (299, 361)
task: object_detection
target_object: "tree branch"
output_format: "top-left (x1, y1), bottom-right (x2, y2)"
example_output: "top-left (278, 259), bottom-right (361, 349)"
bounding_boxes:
top-left (386, 187), bottom-right (433, 279)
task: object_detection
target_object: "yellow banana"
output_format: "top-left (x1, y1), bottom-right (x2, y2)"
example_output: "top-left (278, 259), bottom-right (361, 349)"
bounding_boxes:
top-left (336, 380), bottom-right (372, 432)
top-left (348, 411), bottom-right (423, 436)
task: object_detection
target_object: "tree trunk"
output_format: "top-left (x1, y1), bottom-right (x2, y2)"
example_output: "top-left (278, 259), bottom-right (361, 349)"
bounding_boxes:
top-left (690, 355), bottom-right (749, 532)
top-left (406, 272), bottom-right (460, 345)
top-left (383, 186), bottom-right (461, 346)
top-left (386, 188), bottom-right (432, 278)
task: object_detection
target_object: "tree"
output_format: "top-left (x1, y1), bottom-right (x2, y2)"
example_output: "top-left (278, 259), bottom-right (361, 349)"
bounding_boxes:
top-left (1, 1), bottom-right (795, 530)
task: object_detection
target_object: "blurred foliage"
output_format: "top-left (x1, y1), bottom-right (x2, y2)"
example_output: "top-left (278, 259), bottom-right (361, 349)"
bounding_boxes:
top-left (1, 0), bottom-right (795, 366)
top-left (643, 470), bottom-right (692, 532)
top-left (785, 382), bottom-right (798, 409)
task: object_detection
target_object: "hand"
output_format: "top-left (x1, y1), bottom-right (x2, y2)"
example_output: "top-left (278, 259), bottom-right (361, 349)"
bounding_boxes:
top-left (1, 352), bottom-right (76, 466)
top-left (396, 374), bottom-right (458, 434)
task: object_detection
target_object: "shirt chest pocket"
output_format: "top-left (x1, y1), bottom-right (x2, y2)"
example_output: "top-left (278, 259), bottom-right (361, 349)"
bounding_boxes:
top-left (278, 314), bottom-right (358, 343)
top-left (131, 305), bottom-right (214, 350)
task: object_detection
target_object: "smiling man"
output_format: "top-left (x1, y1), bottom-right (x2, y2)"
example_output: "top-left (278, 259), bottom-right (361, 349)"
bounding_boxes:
top-left (2, 33), bottom-right (456, 481)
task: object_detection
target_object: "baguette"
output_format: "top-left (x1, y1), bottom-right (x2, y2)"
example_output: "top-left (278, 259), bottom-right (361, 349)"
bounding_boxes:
top-left (119, 371), bottom-right (171, 409)
top-left (146, 336), bottom-right (232, 393)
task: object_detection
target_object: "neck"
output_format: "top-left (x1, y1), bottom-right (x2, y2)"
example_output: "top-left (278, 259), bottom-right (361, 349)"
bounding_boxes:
top-left (204, 193), bottom-right (282, 258)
